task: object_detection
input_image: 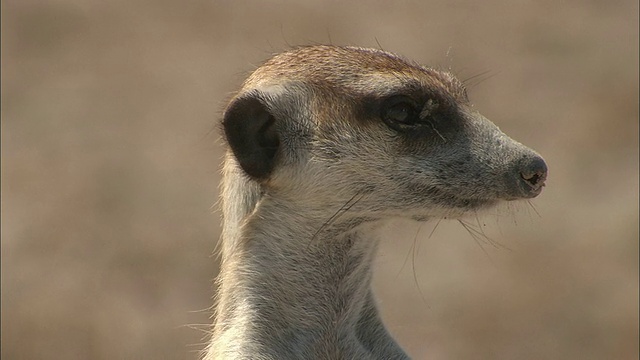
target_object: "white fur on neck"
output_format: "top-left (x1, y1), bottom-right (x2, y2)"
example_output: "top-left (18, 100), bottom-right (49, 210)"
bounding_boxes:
top-left (207, 155), bottom-right (405, 360)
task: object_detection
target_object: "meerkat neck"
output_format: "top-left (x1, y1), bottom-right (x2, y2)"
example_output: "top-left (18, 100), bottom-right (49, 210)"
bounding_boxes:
top-left (211, 164), bottom-right (385, 358)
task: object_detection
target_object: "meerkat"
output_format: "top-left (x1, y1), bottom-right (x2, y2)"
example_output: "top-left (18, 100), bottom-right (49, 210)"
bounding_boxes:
top-left (206, 45), bottom-right (547, 360)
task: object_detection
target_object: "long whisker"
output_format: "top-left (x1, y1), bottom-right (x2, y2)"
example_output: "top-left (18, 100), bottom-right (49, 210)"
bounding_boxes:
top-left (396, 222), bottom-right (423, 279)
top-left (462, 69), bottom-right (501, 89)
top-left (458, 219), bottom-right (495, 265)
top-left (309, 190), bottom-right (367, 245)
top-left (473, 212), bottom-right (511, 251)
top-left (428, 218), bottom-right (443, 239)
top-left (411, 223), bottom-right (429, 305)
top-left (462, 69), bottom-right (493, 84)
top-left (526, 200), bottom-right (541, 218)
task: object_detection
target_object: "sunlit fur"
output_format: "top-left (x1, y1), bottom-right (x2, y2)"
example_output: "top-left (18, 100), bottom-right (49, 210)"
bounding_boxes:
top-left (205, 45), bottom-right (546, 359)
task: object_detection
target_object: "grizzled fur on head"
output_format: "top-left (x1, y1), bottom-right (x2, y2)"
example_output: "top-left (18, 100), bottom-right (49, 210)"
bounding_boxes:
top-left (209, 45), bottom-right (547, 360)
top-left (222, 45), bottom-right (546, 221)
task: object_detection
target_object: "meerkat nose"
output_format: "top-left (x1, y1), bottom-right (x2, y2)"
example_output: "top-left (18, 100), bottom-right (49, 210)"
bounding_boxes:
top-left (519, 156), bottom-right (548, 196)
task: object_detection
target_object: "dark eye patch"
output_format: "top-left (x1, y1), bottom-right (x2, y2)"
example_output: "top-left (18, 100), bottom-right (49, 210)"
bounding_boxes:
top-left (355, 80), bottom-right (461, 140)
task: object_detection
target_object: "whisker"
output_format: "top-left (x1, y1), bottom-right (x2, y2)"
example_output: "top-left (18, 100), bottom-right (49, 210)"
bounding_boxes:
top-left (395, 223), bottom-right (422, 279)
top-left (526, 200), bottom-right (541, 218)
top-left (462, 69), bottom-right (493, 85)
top-left (411, 223), bottom-right (429, 305)
top-left (473, 212), bottom-right (511, 251)
top-left (374, 37), bottom-right (385, 51)
top-left (309, 191), bottom-right (367, 246)
top-left (458, 219), bottom-right (495, 265)
top-left (462, 69), bottom-right (501, 89)
top-left (428, 218), bottom-right (442, 239)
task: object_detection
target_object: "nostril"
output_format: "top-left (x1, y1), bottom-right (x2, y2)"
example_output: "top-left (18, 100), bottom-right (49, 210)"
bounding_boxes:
top-left (522, 171), bottom-right (542, 186)
top-left (520, 157), bottom-right (548, 189)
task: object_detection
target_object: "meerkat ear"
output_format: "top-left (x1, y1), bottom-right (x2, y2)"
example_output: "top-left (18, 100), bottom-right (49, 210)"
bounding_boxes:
top-left (222, 93), bottom-right (280, 180)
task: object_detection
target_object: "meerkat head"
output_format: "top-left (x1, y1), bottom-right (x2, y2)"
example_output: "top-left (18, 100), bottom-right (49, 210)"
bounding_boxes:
top-left (222, 45), bottom-right (547, 222)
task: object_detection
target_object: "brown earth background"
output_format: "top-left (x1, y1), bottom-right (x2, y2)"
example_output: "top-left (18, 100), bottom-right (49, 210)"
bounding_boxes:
top-left (2, 1), bottom-right (638, 359)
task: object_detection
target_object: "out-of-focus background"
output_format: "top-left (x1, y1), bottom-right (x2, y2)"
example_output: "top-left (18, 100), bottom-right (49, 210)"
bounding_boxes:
top-left (2, 1), bottom-right (638, 359)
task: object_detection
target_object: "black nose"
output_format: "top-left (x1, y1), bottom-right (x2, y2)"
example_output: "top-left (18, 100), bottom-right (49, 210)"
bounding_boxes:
top-left (518, 156), bottom-right (547, 197)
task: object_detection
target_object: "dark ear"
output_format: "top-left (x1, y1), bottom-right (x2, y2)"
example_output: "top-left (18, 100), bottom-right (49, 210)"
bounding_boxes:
top-left (222, 93), bottom-right (280, 180)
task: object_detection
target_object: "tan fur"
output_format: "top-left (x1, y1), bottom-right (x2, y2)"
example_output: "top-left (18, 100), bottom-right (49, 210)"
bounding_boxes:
top-left (205, 45), bottom-right (547, 359)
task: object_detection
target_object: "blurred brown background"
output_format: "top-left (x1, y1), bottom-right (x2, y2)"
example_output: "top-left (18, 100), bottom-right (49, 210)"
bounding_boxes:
top-left (1, 1), bottom-right (638, 359)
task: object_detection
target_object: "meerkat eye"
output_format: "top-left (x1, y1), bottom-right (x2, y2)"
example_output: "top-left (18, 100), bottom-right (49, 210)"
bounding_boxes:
top-left (386, 103), bottom-right (416, 124)
top-left (381, 96), bottom-right (419, 129)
